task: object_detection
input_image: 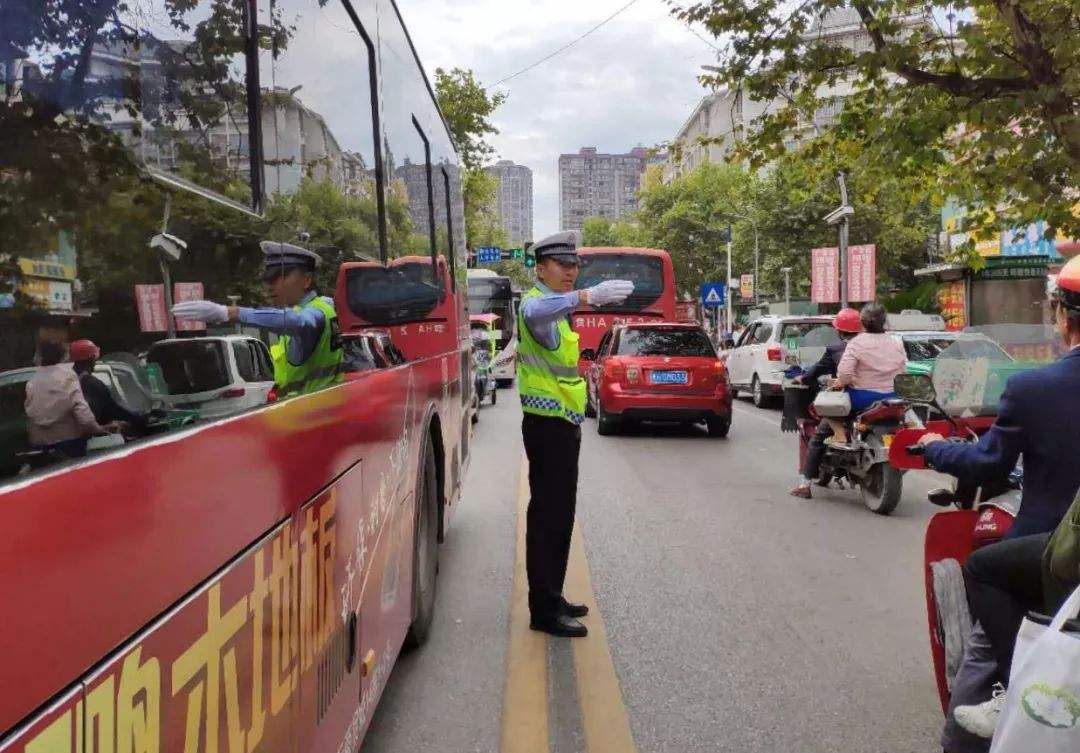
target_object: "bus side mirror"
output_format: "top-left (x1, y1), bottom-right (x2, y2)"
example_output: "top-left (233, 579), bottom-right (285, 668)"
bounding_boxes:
top-left (580, 349), bottom-right (597, 362)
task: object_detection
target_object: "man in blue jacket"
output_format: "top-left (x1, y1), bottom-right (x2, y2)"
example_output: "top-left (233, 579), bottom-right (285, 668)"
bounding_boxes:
top-left (917, 255), bottom-right (1080, 746)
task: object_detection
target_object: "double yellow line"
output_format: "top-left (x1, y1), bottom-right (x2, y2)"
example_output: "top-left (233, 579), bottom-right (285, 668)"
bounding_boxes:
top-left (501, 457), bottom-right (638, 753)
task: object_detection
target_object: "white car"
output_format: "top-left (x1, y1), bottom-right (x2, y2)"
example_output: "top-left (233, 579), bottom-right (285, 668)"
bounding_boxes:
top-left (726, 316), bottom-right (837, 407)
top-left (147, 335), bottom-right (276, 420)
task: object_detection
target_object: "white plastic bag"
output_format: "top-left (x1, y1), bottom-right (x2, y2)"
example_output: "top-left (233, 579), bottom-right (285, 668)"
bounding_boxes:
top-left (990, 585), bottom-right (1080, 752)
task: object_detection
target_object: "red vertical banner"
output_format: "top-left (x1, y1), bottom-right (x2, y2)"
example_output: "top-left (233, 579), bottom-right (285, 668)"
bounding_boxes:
top-left (811, 247), bottom-right (839, 303)
top-left (937, 279), bottom-right (967, 331)
top-left (134, 284), bottom-right (167, 332)
top-left (173, 282), bottom-right (206, 331)
top-left (846, 244), bottom-right (877, 302)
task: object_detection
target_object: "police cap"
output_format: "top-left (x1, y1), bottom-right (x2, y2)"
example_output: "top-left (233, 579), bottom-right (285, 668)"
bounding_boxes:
top-left (531, 230), bottom-right (580, 265)
top-left (260, 240), bottom-right (321, 282)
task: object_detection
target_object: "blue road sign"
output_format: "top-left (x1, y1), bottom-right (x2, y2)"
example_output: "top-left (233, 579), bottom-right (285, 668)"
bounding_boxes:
top-left (700, 282), bottom-right (726, 308)
top-left (477, 247), bottom-right (502, 263)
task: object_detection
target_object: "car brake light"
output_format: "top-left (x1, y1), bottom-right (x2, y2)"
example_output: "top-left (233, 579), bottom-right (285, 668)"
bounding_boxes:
top-left (714, 360), bottom-right (727, 376)
top-left (266, 387), bottom-right (278, 403)
top-left (626, 366), bottom-right (640, 383)
top-left (767, 345), bottom-right (782, 361)
top-left (221, 387), bottom-right (246, 399)
top-left (604, 359), bottom-right (624, 380)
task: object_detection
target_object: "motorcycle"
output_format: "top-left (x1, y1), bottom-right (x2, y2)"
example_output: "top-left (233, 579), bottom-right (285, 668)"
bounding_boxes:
top-left (785, 369), bottom-right (912, 515)
top-left (471, 340), bottom-right (496, 424)
top-left (887, 327), bottom-right (1055, 716)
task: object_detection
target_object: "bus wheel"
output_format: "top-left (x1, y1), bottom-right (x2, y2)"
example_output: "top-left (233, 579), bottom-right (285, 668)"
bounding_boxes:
top-left (405, 435), bottom-right (439, 649)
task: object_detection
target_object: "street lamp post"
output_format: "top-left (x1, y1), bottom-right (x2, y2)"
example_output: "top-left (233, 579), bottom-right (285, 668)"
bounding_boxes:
top-left (823, 173), bottom-right (854, 309)
top-left (781, 267), bottom-right (792, 312)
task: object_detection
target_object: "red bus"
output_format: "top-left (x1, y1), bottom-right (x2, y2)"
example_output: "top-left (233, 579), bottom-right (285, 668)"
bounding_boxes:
top-left (0, 1), bottom-right (470, 751)
top-left (572, 247), bottom-right (678, 372)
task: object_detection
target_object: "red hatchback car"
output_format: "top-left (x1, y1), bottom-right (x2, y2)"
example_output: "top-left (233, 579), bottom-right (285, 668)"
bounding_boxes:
top-left (583, 322), bottom-right (732, 437)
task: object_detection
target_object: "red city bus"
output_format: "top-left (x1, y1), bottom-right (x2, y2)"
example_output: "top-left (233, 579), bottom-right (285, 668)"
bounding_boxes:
top-left (0, 1), bottom-right (470, 751)
top-left (572, 247), bottom-right (678, 373)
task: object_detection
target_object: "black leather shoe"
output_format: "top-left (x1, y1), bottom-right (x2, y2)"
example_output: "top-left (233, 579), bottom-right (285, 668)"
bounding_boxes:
top-left (561, 599), bottom-right (589, 618)
top-left (530, 614), bottom-right (588, 638)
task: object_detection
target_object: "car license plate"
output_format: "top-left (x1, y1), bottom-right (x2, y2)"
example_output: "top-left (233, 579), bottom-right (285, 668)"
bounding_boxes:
top-left (650, 370), bottom-right (688, 385)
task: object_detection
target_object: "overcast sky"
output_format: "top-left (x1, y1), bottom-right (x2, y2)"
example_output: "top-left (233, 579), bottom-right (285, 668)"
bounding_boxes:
top-left (399, 0), bottom-right (719, 239)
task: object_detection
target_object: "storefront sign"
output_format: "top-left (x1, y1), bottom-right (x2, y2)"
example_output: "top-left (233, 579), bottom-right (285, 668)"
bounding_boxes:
top-left (937, 279), bottom-right (967, 331)
top-left (21, 278), bottom-right (73, 311)
top-left (975, 256), bottom-right (1049, 281)
top-left (847, 244), bottom-right (876, 302)
top-left (173, 282), bottom-right (206, 332)
top-left (739, 274), bottom-right (754, 300)
top-left (17, 257), bottom-right (76, 280)
top-left (135, 284), bottom-right (168, 332)
top-left (1001, 220), bottom-right (1059, 258)
top-left (811, 247), bottom-right (839, 303)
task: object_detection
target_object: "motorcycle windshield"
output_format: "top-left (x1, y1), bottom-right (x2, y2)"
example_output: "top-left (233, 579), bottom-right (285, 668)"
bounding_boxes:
top-left (793, 324), bottom-right (841, 365)
top-left (931, 325), bottom-right (1057, 417)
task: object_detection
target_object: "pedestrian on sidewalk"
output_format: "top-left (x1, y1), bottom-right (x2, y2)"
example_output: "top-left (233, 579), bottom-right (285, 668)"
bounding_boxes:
top-left (517, 230), bottom-right (633, 638)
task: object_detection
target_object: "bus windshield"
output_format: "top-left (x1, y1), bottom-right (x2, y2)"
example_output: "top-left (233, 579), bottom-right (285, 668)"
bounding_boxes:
top-left (575, 254), bottom-right (664, 311)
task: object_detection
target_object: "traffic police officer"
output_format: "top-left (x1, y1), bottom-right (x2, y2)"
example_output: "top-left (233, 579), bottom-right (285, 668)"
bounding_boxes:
top-left (172, 240), bottom-right (343, 396)
top-left (518, 230), bottom-right (633, 637)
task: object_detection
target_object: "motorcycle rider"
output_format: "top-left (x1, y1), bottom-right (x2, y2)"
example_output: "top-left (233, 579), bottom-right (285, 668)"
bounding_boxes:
top-left (917, 254), bottom-right (1080, 742)
top-left (789, 308), bottom-right (861, 498)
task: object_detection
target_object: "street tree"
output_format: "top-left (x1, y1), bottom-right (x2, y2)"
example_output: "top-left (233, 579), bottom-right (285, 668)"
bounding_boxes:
top-left (670, 1), bottom-right (1080, 240)
top-left (581, 217), bottom-right (649, 247)
top-left (433, 67), bottom-right (510, 249)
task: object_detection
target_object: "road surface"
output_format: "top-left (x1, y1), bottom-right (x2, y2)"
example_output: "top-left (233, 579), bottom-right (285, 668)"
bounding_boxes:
top-left (361, 393), bottom-right (947, 753)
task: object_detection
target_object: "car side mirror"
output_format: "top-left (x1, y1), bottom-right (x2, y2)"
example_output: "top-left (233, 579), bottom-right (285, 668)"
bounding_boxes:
top-left (580, 349), bottom-right (597, 361)
top-left (894, 373), bottom-right (935, 403)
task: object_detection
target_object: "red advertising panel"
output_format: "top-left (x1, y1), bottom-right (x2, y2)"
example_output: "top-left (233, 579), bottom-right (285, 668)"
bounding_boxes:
top-left (135, 284), bottom-right (168, 333)
top-left (847, 244), bottom-right (877, 302)
top-left (173, 282), bottom-right (206, 331)
top-left (811, 247), bottom-right (839, 303)
top-left (937, 279), bottom-right (967, 331)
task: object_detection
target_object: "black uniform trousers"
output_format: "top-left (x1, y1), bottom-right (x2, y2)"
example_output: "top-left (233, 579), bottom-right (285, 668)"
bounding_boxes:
top-left (522, 412), bottom-right (581, 621)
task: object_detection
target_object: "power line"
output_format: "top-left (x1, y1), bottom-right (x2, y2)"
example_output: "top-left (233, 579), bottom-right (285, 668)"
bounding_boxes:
top-left (491, 0), bottom-right (643, 87)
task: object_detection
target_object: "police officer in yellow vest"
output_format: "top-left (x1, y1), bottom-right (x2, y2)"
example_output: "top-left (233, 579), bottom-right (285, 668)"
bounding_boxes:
top-left (172, 241), bottom-right (343, 396)
top-left (519, 231), bottom-right (634, 637)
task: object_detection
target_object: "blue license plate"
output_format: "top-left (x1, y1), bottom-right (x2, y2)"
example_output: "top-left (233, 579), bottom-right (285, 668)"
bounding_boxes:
top-left (650, 370), bottom-right (688, 385)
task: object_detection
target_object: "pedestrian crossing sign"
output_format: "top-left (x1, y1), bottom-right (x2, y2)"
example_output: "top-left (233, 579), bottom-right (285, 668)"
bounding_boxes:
top-left (700, 282), bottom-right (726, 308)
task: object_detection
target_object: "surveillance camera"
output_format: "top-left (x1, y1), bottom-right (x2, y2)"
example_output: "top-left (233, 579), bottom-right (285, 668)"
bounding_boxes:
top-left (823, 205), bottom-right (854, 226)
top-left (149, 232), bottom-right (188, 261)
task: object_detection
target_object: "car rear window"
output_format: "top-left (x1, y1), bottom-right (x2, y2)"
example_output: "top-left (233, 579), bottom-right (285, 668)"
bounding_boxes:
top-left (779, 322), bottom-right (838, 349)
top-left (148, 341), bottom-right (230, 395)
top-left (616, 328), bottom-right (716, 357)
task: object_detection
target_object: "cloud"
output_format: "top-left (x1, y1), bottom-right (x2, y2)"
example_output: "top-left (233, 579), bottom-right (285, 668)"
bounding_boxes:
top-left (400, 0), bottom-right (718, 237)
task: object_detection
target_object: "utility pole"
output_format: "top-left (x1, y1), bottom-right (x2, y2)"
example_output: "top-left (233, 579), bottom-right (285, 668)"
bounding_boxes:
top-left (751, 218), bottom-right (760, 305)
top-left (158, 196), bottom-right (176, 339)
top-left (837, 172), bottom-right (850, 309)
top-left (725, 225), bottom-right (733, 334)
top-left (782, 267), bottom-right (792, 312)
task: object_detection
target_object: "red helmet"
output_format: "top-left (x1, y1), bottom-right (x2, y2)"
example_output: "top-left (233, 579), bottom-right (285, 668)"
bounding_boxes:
top-left (69, 339), bottom-right (100, 362)
top-left (833, 308), bottom-right (862, 334)
top-left (1052, 255), bottom-right (1080, 313)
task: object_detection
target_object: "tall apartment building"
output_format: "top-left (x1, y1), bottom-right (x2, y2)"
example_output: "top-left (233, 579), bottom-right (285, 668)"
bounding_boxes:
top-left (558, 147), bottom-right (648, 233)
top-left (484, 160), bottom-right (533, 246)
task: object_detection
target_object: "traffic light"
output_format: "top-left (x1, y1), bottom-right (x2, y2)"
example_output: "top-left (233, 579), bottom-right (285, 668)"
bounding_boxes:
top-left (510, 248), bottom-right (524, 259)
top-left (524, 254), bottom-right (535, 268)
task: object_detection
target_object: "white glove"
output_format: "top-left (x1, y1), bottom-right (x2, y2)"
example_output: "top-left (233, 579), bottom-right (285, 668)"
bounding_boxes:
top-left (172, 300), bottom-right (229, 323)
top-left (586, 280), bottom-right (635, 306)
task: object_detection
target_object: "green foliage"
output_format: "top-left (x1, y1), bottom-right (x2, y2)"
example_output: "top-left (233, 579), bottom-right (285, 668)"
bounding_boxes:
top-left (433, 67), bottom-right (508, 171)
top-left (581, 217), bottom-right (649, 248)
top-left (433, 67), bottom-right (509, 251)
top-left (881, 281), bottom-right (941, 314)
top-left (672, 0), bottom-right (1080, 240)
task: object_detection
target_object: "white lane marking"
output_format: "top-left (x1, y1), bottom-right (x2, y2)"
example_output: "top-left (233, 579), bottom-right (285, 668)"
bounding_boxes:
top-left (733, 402), bottom-right (782, 427)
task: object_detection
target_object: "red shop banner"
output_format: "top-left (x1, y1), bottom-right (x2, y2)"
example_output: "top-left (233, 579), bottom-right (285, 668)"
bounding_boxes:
top-left (134, 284), bottom-right (168, 333)
top-left (937, 279), bottom-right (967, 332)
top-left (811, 247), bottom-right (839, 303)
top-left (846, 244), bottom-right (877, 302)
top-left (173, 282), bottom-right (206, 331)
